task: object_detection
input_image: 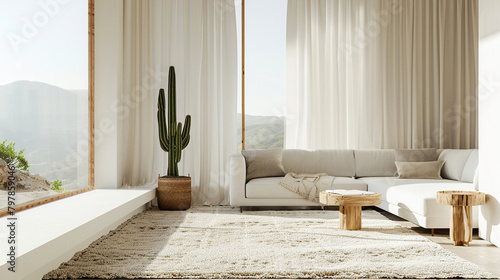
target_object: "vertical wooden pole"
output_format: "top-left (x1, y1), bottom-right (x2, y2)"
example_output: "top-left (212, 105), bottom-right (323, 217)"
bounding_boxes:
top-left (88, 0), bottom-right (95, 188)
top-left (241, 0), bottom-right (245, 150)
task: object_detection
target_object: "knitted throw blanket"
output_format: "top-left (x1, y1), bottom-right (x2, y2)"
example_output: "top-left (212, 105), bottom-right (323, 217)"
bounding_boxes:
top-left (279, 173), bottom-right (335, 202)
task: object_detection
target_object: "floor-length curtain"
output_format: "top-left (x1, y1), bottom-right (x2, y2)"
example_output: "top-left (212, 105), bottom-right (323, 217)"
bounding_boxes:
top-left (286, 0), bottom-right (477, 149)
top-left (411, 0), bottom-right (478, 148)
top-left (121, 0), bottom-right (159, 187)
top-left (121, 0), bottom-right (237, 205)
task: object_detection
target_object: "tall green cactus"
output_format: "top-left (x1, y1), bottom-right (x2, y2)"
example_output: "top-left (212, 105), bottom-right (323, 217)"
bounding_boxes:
top-left (157, 66), bottom-right (191, 176)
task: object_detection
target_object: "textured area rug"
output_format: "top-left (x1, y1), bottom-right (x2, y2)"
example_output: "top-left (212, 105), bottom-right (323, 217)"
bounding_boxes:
top-left (44, 207), bottom-right (495, 279)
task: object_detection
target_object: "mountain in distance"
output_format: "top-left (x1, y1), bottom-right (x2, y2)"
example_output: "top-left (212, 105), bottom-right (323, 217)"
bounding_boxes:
top-left (238, 114), bottom-right (284, 150)
top-left (0, 81), bottom-right (88, 189)
top-left (0, 81), bottom-right (284, 189)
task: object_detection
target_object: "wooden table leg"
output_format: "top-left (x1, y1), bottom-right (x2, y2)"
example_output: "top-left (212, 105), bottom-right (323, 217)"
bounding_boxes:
top-left (339, 205), bottom-right (362, 230)
top-left (464, 205), bottom-right (473, 246)
top-left (450, 205), bottom-right (472, 246)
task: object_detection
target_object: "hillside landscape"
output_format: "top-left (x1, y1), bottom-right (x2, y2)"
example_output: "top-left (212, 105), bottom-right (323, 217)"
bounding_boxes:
top-left (0, 81), bottom-right (88, 190)
top-left (238, 114), bottom-right (284, 150)
top-left (0, 81), bottom-right (283, 194)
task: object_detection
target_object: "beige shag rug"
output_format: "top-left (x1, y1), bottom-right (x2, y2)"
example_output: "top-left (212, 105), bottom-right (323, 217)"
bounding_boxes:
top-left (44, 207), bottom-right (495, 279)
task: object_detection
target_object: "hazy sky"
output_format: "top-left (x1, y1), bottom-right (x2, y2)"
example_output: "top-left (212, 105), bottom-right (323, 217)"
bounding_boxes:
top-left (0, 0), bottom-right (285, 111)
top-left (238, 0), bottom-right (287, 116)
top-left (0, 0), bottom-right (88, 90)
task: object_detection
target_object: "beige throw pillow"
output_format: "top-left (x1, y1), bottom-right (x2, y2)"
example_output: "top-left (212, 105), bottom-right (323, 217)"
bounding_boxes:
top-left (395, 160), bottom-right (445, 179)
top-left (395, 148), bottom-right (438, 162)
top-left (241, 148), bottom-right (286, 182)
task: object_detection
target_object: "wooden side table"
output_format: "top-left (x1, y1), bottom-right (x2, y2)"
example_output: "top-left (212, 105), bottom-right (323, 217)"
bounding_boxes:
top-left (436, 190), bottom-right (486, 246)
top-left (319, 191), bottom-right (381, 230)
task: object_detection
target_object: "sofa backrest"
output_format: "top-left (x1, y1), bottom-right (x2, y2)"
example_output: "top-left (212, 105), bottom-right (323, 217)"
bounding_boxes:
top-left (352, 149), bottom-right (478, 182)
top-left (280, 148), bottom-right (477, 182)
top-left (354, 149), bottom-right (397, 177)
top-left (282, 149), bottom-right (356, 177)
top-left (461, 149), bottom-right (478, 183)
top-left (438, 149), bottom-right (477, 183)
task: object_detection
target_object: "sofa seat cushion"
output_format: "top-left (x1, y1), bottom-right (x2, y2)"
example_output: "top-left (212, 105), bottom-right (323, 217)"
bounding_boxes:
top-left (246, 177), bottom-right (367, 199)
top-left (358, 177), bottom-right (474, 217)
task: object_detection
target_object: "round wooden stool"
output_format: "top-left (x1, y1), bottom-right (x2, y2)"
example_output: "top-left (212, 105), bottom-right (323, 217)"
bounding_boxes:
top-left (319, 191), bottom-right (381, 230)
top-left (436, 190), bottom-right (486, 246)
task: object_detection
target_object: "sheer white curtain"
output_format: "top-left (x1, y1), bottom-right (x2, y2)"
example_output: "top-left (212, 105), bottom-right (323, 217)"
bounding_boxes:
top-left (286, 0), bottom-right (477, 149)
top-left (121, 0), bottom-right (158, 187)
top-left (121, 0), bottom-right (237, 205)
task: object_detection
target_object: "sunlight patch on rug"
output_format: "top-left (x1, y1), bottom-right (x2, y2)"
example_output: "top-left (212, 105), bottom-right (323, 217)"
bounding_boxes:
top-left (44, 207), bottom-right (495, 279)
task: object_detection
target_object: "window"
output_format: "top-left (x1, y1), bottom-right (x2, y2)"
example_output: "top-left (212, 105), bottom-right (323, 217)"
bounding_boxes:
top-left (0, 0), bottom-right (93, 215)
top-left (237, 0), bottom-right (287, 150)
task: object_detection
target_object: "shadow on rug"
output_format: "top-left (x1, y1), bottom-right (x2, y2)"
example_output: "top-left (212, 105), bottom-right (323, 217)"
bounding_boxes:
top-left (44, 207), bottom-right (495, 279)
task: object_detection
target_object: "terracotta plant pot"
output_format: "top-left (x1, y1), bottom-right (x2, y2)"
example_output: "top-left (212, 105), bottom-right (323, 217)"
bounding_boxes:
top-left (157, 176), bottom-right (191, 210)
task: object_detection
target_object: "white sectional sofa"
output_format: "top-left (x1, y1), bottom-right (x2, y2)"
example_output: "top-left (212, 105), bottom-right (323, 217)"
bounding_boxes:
top-left (229, 149), bottom-right (478, 229)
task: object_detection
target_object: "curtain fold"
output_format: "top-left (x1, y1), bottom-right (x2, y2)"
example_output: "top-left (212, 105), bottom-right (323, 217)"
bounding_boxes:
top-left (121, 0), bottom-right (237, 205)
top-left (286, 0), bottom-right (478, 149)
top-left (121, 0), bottom-right (158, 187)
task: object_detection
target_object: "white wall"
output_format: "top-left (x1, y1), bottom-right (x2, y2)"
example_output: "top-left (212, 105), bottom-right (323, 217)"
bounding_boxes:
top-left (478, 0), bottom-right (500, 247)
top-left (94, 0), bottom-right (123, 189)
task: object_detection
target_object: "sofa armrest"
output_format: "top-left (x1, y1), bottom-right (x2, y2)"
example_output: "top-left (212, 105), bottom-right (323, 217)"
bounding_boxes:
top-left (229, 153), bottom-right (246, 206)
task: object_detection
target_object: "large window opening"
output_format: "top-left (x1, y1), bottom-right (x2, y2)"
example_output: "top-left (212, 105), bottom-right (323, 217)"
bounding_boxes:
top-left (0, 0), bottom-right (93, 215)
top-left (238, 0), bottom-right (287, 150)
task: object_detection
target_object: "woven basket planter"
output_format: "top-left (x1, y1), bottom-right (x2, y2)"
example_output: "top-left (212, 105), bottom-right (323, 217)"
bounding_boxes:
top-left (157, 176), bottom-right (191, 210)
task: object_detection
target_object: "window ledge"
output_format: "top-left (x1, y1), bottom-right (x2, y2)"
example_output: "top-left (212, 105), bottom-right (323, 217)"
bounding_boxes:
top-left (0, 187), bottom-right (155, 280)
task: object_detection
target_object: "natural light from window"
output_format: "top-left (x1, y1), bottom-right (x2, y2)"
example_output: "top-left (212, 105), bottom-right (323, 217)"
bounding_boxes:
top-left (0, 0), bottom-right (88, 211)
top-left (237, 0), bottom-right (287, 150)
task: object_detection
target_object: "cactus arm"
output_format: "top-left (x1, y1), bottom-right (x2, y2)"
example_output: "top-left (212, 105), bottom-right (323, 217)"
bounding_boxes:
top-left (157, 111), bottom-right (169, 152)
top-left (182, 135), bottom-right (190, 150)
top-left (175, 123), bottom-right (182, 163)
top-left (181, 115), bottom-right (191, 149)
top-left (182, 115), bottom-right (191, 139)
top-left (157, 89), bottom-right (169, 152)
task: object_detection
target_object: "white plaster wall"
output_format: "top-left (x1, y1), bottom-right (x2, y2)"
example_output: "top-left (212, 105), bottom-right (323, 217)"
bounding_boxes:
top-left (478, 0), bottom-right (500, 247)
top-left (94, 0), bottom-right (123, 189)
